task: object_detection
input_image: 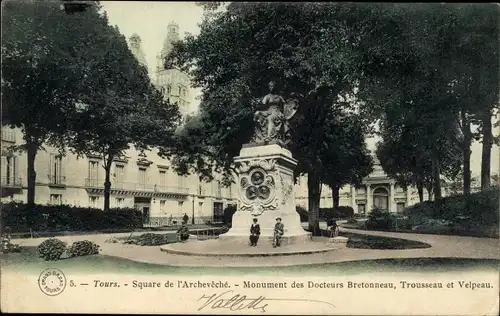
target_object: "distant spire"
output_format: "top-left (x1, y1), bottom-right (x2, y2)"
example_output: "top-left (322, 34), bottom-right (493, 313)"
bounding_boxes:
top-left (129, 34), bottom-right (147, 69)
top-left (161, 21), bottom-right (180, 57)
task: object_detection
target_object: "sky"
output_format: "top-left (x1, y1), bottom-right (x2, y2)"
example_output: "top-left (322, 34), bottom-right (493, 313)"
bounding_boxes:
top-left (101, 1), bottom-right (204, 111)
top-left (101, 1), bottom-right (499, 179)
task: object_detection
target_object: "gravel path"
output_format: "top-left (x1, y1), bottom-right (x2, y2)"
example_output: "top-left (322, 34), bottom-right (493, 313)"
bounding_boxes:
top-left (10, 226), bottom-right (498, 267)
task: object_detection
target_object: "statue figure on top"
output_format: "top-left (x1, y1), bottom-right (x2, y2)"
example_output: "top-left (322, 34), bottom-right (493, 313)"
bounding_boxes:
top-left (251, 81), bottom-right (299, 146)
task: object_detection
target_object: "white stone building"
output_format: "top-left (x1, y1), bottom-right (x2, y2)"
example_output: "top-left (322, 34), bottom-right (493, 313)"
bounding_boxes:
top-left (295, 155), bottom-right (435, 215)
top-left (0, 23), bottom-right (237, 226)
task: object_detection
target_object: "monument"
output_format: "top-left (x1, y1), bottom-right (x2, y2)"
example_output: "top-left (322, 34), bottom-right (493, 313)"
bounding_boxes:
top-left (220, 82), bottom-right (312, 245)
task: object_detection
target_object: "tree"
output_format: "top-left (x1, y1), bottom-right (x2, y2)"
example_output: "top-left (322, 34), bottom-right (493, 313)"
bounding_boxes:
top-left (2, 1), bottom-right (101, 219)
top-left (355, 4), bottom-right (495, 199)
top-left (168, 3), bottom-right (377, 235)
top-left (376, 119), bottom-right (461, 202)
top-left (321, 113), bottom-right (373, 207)
top-left (62, 13), bottom-right (181, 211)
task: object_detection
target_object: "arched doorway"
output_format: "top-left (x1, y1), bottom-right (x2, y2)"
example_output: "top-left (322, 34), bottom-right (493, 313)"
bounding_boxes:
top-left (372, 187), bottom-right (389, 211)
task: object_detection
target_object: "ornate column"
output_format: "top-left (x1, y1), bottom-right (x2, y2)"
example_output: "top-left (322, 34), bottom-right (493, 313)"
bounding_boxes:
top-left (390, 182), bottom-right (395, 212)
top-left (366, 184), bottom-right (372, 213)
top-left (221, 144), bottom-right (311, 244)
top-left (351, 185), bottom-right (356, 212)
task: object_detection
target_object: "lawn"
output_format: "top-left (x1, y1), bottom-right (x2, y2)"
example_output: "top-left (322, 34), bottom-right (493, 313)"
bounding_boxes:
top-left (1, 246), bottom-right (498, 276)
top-left (340, 221), bottom-right (499, 239)
top-left (340, 232), bottom-right (431, 250)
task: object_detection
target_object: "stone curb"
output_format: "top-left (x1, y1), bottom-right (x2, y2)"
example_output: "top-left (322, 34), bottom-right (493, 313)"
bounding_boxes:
top-left (159, 244), bottom-right (340, 257)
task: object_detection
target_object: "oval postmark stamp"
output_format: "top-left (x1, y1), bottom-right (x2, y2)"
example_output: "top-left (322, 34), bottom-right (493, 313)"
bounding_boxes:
top-left (38, 268), bottom-right (67, 296)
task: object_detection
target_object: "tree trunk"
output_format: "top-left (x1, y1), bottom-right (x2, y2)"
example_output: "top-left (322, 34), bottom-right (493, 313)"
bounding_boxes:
top-left (481, 109), bottom-right (493, 190)
top-left (332, 183), bottom-right (340, 208)
top-left (462, 112), bottom-right (472, 195)
top-left (417, 181), bottom-right (424, 202)
top-left (103, 156), bottom-right (113, 211)
top-left (431, 148), bottom-right (442, 199)
top-left (426, 187), bottom-right (433, 201)
top-left (26, 141), bottom-right (38, 228)
top-left (307, 172), bottom-right (321, 236)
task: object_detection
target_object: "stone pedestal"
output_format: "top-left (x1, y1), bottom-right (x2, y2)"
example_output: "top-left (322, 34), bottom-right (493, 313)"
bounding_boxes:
top-left (219, 143), bottom-right (311, 245)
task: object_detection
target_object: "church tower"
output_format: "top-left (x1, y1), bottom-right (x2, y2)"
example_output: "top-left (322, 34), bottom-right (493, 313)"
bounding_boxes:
top-left (129, 33), bottom-right (147, 69)
top-left (154, 21), bottom-right (191, 117)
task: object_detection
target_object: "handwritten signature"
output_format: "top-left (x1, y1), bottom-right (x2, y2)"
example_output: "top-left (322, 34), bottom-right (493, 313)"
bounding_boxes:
top-left (197, 290), bottom-right (335, 313)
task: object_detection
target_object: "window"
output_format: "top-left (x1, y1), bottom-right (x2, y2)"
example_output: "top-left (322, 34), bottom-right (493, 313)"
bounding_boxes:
top-left (198, 202), bottom-right (203, 215)
top-left (396, 202), bottom-right (406, 213)
top-left (178, 201), bottom-right (184, 213)
top-left (216, 180), bottom-right (222, 197)
top-left (357, 204), bottom-right (366, 215)
top-left (115, 164), bottom-right (125, 188)
top-left (213, 202), bottom-right (224, 223)
top-left (1, 155), bottom-right (16, 185)
top-left (139, 168), bottom-right (147, 186)
top-left (1, 128), bottom-right (15, 142)
top-left (116, 197), bottom-right (124, 208)
top-left (50, 194), bottom-right (62, 205)
top-left (159, 170), bottom-right (167, 189)
top-left (89, 196), bottom-right (99, 208)
top-left (178, 86), bottom-right (182, 95)
top-left (166, 85), bottom-right (171, 94)
top-left (160, 200), bottom-right (166, 213)
top-left (88, 161), bottom-right (99, 186)
top-left (50, 154), bottom-right (63, 184)
top-left (373, 187), bottom-right (389, 210)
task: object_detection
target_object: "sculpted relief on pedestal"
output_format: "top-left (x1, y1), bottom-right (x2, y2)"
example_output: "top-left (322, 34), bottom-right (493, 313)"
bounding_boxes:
top-left (237, 160), bottom-right (279, 216)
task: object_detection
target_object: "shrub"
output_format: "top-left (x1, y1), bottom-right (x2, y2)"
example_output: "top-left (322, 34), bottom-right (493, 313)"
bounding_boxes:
top-left (365, 208), bottom-right (393, 230)
top-left (1, 235), bottom-right (21, 253)
top-left (296, 205), bottom-right (308, 222)
top-left (320, 206), bottom-right (355, 219)
top-left (37, 238), bottom-right (67, 261)
top-left (66, 240), bottom-right (100, 258)
top-left (404, 186), bottom-right (499, 226)
top-left (1, 202), bottom-right (143, 233)
top-left (222, 204), bottom-right (237, 227)
top-left (346, 218), bottom-right (358, 224)
top-left (133, 233), bottom-right (171, 246)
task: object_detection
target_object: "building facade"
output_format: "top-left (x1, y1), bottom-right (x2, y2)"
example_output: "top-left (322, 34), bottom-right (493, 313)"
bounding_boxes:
top-left (295, 155), bottom-right (437, 214)
top-left (1, 23), bottom-right (236, 226)
top-left (0, 125), bottom-right (238, 225)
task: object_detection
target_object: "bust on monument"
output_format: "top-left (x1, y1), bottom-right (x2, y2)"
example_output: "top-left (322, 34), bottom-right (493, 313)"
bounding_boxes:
top-left (251, 81), bottom-right (299, 146)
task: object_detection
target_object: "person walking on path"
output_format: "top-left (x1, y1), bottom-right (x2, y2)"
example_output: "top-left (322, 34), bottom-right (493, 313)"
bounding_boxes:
top-left (182, 213), bottom-right (189, 224)
top-left (249, 218), bottom-right (261, 246)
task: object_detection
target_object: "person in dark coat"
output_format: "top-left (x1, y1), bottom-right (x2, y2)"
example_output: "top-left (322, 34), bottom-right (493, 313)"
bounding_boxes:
top-left (182, 213), bottom-right (189, 224)
top-left (177, 221), bottom-right (190, 242)
top-left (249, 218), bottom-right (261, 246)
top-left (273, 217), bottom-right (284, 248)
top-left (327, 219), bottom-right (339, 237)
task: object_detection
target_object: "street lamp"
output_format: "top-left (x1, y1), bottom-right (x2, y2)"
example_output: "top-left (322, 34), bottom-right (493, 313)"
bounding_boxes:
top-left (191, 194), bottom-right (195, 225)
